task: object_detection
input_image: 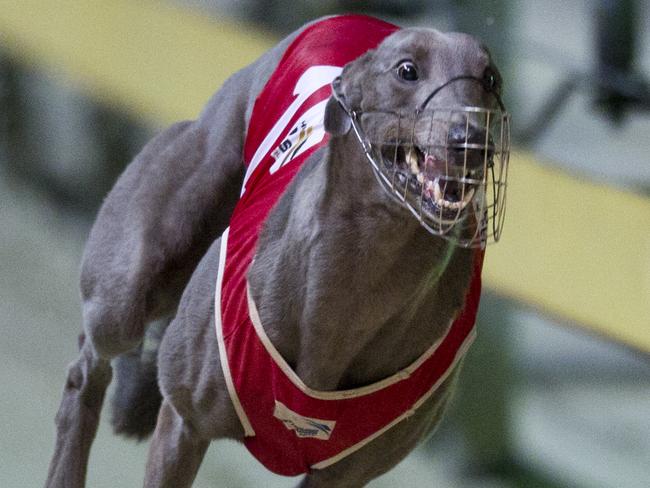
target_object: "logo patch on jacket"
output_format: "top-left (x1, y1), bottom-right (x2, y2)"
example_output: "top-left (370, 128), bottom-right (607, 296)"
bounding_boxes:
top-left (273, 401), bottom-right (336, 440)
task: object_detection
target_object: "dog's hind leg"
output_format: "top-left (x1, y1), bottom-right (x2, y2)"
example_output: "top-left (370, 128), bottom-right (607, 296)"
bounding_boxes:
top-left (45, 27), bottom-right (306, 486)
top-left (44, 64), bottom-right (260, 487)
top-left (45, 273), bottom-right (152, 488)
top-left (45, 333), bottom-right (111, 487)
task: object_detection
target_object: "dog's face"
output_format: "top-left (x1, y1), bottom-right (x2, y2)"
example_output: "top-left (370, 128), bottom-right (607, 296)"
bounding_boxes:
top-left (339, 28), bottom-right (501, 111)
top-left (326, 28), bottom-right (510, 246)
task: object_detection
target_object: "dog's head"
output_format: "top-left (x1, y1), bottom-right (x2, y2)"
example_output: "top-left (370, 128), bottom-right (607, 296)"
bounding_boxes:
top-left (325, 28), bottom-right (510, 248)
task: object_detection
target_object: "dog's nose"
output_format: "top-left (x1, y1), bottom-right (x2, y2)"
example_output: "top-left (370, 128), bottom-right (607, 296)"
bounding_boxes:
top-left (446, 123), bottom-right (494, 170)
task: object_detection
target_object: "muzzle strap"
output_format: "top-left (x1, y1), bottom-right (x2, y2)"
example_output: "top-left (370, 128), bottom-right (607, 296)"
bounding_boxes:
top-left (419, 75), bottom-right (506, 112)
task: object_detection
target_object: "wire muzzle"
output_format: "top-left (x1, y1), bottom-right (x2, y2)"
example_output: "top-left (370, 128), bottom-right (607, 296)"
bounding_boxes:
top-left (331, 76), bottom-right (511, 248)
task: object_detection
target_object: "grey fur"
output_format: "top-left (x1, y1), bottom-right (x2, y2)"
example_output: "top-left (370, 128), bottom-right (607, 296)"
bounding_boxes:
top-left (110, 319), bottom-right (168, 439)
top-left (45, 20), bottom-right (499, 488)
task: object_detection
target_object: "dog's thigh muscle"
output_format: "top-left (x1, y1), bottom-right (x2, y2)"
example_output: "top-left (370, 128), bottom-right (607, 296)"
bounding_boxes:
top-left (80, 75), bottom-right (253, 357)
top-left (79, 27), bottom-right (307, 359)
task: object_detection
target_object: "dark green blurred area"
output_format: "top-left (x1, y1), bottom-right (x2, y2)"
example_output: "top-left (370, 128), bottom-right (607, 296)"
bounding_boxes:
top-left (1, 1), bottom-right (649, 487)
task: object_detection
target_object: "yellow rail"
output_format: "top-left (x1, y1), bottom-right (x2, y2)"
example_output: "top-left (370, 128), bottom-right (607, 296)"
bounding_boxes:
top-left (1, 0), bottom-right (648, 352)
top-left (483, 154), bottom-right (650, 351)
top-left (0, 0), bottom-right (274, 125)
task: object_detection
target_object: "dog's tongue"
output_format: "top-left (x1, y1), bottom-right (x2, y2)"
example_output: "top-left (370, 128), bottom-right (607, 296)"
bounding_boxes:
top-left (421, 154), bottom-right (477, 209)
top-left (423, 154), bottom-right (448, 176)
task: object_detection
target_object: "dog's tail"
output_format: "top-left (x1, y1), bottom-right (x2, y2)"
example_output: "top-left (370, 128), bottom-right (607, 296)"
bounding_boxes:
top-left (110, 319), bottom-right (168, 440)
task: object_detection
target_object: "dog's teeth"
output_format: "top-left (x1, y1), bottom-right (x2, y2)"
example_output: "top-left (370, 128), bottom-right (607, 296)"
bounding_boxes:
top-left (430, 178), bottom-right (475, 211)
top-left (462, 187), bottom-right (475, 205)
top-left (407, 150), bottom-right (419, 175)
top-left (433, 179), bottom-right (442, 202)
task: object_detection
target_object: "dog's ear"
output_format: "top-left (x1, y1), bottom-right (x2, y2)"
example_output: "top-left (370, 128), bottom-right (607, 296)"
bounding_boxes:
top-left (324, 96), bottom-right (351, 136)
top-left (340, 50), bottom-right (374, 108)
top-left (324, 50), bottom-right (376, 137)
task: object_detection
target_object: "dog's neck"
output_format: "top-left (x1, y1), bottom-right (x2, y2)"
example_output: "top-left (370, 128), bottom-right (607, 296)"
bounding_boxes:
top-left (248, 134), bottom-right (474, 391)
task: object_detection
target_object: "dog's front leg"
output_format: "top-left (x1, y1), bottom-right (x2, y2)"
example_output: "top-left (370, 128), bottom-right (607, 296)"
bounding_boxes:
top-left (144, 401), bottom-right (209, 488)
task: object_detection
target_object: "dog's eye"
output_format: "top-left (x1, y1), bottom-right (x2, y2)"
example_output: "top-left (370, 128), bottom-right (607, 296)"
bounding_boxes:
top-left (396, 61), bottom-right (419, 82)
top-left (482, 67), bottom-right (500, 92)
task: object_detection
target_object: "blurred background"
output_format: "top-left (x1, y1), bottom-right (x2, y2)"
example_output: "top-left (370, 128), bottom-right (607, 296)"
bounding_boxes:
top-left (1, 1), bottom-right (649, 487)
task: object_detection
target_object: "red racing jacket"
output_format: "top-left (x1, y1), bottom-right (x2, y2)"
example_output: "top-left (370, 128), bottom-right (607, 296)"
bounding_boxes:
top-left (214, 14), bottom-right (484, 476)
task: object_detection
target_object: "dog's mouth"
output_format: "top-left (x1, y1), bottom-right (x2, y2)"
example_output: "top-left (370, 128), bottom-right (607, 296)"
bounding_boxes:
top-left (380, 144), bottom-right (482, 222)
top-left (342, 103), bottom-right (510, 247)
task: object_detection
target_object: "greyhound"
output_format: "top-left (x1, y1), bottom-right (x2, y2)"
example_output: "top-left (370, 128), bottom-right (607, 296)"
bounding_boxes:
top-left (45, 15), bottom-right (509, 488)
